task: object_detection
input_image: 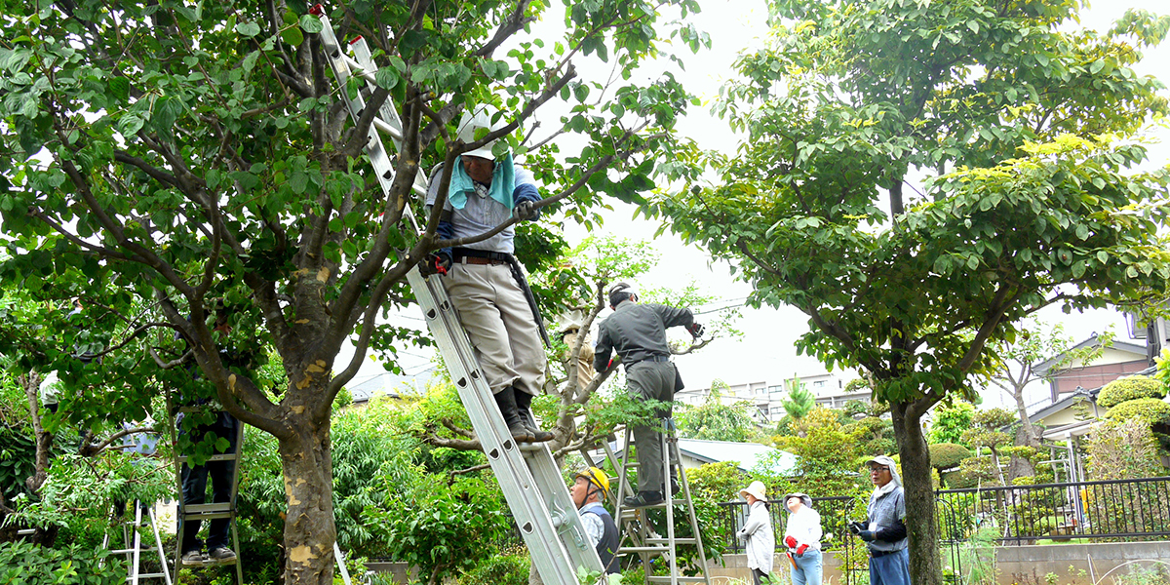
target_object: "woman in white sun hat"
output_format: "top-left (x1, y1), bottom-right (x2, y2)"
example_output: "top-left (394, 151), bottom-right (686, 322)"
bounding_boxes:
top-left (736, 480), bottom-right (775, 585)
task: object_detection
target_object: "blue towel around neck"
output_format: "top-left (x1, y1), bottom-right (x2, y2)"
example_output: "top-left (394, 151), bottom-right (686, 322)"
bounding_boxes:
top-left (447, 152), bottom-right (516, 210)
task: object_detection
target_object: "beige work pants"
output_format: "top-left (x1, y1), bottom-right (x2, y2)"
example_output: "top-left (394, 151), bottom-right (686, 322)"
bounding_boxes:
top-left (442, 262), bottom-right (547, 395)
top-left (562, 329), bottom-right (595, 392)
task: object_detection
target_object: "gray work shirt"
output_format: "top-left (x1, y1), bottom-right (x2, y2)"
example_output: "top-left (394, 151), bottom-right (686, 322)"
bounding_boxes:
top-left (425, 163), bottom-right (537, 254)
top-left (593, 300), bottom-right (694, 371)
top-left (867, 485), bottom-right (908, 552)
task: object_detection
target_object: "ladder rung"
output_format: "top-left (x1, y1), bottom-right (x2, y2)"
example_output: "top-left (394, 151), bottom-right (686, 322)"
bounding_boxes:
top-left (176, 453), bottom-right (238, 463)
top-left (645, 537), bottom-right (698, 545)
top-left (127, 573), bottom-right (167, 579)
top-left (182, 503), bottom-right (235, 518)
top-left (110, 547), bottom-right (163, 555)
top-left (620, 546), bottom-right (671, 553)
top-left (647, 577), bottom-right (708, 583)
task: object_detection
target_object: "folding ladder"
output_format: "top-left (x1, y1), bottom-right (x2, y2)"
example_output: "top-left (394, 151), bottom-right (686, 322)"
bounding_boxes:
top-left (101, 501), bottom-right (173, 585)
top-left (171, 417), bottom-right (245, 584)
top-left (311, 7), bottom-right (605, 585)
top-left (599, 419), bottom-right (711, 585)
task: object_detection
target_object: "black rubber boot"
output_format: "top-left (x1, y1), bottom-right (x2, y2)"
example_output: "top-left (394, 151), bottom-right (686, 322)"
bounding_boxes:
top-left (514, 389), bottom-right (554, 442)
top-left (493, 386), bottom-right (533, 443)
top-left (624, 491), bottom-right (664, 508)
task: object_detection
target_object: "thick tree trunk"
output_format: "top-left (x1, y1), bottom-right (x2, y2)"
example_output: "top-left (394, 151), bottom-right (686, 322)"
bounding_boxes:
top-left (279, 418), bottom-right (337, 585)
top-left (890, 402), bottom-right (942, 585)
top-left (1012, 387), bottom-right (1041, 447)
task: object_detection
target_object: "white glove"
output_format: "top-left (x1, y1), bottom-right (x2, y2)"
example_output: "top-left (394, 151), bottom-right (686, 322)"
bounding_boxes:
top-left (514, 200), bottom-right (539, 221)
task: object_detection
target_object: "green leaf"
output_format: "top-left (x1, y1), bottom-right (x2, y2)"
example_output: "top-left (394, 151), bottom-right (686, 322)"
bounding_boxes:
top-left (375, 68), bottom-right (399, 91)
top-left (235, 21), bottom-right (262, 37)
top-left (1089, 59), bottom-right (1105, 75)
top-left (108, 77), bottom-right (130, 102)
top-left (282, 27), bottom-right (304, 47)
top-left (242, 51), bottom-right (261, 73)
top-left (117, 113), bottom-right (144, 137)
top-left (299, 14), bottom-right (324, 34)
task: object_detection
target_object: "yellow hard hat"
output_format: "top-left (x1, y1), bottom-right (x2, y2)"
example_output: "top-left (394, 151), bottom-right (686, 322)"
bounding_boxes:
top-left (576, 467), bottom-right (610, 496)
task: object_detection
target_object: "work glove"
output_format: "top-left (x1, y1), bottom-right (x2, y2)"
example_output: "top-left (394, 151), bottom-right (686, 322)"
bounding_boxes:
top-left (687, 322), bottom-right (704, 339)
top-left (857, 530), bottom-right (876, 542)
top-left (784, 536), bottom-right (798, 549)
top-left (796, 544), bottom-right (809, 557)
top-left (848, 521), bottom-right (865, 535)
top-left (514, 200), bottom-right (539, 221)
top-left (419, 251), bottom-right (452, 276)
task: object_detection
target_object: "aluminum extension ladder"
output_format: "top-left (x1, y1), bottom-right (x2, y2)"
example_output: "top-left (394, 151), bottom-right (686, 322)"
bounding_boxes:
top-left (311, 6), bottom-right (605, 585)
top-left (101, 501), bottom-right (173, 585)
top-left (596, 419), bottom-right (711, 585)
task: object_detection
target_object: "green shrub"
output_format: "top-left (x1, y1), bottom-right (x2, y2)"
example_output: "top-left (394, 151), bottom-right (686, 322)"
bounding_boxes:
top-left (930, 443), bottom-right (972, 471)
top-left (1104, 398), bottom-right (1170, 427)
top-left (1098, 376), bottom-right (1166, 409)
top-left (0, 540), bottom-right (125, 585)
top-left (456, 551), bottom-right (530, 585)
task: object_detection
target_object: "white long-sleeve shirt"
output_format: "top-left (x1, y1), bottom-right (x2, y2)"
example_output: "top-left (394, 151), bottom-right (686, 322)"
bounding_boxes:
top-left (783, 506), bottom-right (823, 551)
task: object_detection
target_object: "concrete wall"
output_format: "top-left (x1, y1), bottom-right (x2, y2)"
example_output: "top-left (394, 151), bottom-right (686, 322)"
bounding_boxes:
top-left (996, 542), bottom-right (1170, 585)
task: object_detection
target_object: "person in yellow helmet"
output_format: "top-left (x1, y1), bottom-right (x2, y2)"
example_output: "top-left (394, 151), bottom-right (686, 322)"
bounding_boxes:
top-left (570, 467), bottom-right (620, 574)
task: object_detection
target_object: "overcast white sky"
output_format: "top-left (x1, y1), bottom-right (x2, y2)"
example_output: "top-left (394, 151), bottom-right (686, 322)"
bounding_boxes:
top-left (355, 0), bottom-right (1170, 399)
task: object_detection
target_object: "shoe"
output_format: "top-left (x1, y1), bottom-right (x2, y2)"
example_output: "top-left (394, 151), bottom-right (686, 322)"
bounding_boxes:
top-left (208, 547), bottom-right (237, 564)
top-left (669, 476), bottom-right (680, 496)
top-left (494, 387), bottom-right (534, 443)
top-left (624, 491), bottom-right (664, 508)
top-left (514, 389), bottom-right (554, 442)
top-left (181, 550), bottom-right (204, 567)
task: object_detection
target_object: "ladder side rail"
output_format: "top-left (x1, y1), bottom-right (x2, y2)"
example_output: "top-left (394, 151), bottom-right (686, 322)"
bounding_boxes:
top-left (663, 423), bottom-right (679, 585)
top-left (314, 14), bottom-right (409, 207)
top-left (521, 442), bottom-right (600, 568)
top-left (348, 38), bottom-right (429, 199)
top-left (676, 461), bottom-right (710, 585)
top-left (132, 503), bottom-right (145, 584)
top-left (409, 269), bottom-right (600, 585)
top-left (148, 506), bottom-right (175, 585)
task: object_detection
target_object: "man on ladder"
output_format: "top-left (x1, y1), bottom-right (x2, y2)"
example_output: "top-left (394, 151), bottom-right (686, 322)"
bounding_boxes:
top-left (422, 104), bottom-right (553, 445)
top-left (592, 283), bottom-right (703, 508)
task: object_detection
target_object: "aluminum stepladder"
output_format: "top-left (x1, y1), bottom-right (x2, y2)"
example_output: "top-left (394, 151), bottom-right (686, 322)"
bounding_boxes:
top-left (600, 418), bottom-right (710, 585)
top-left (311, 7), bottom-right (605, 585)
top-left (101, 500), bottom-right (173, 585)
top-left (171, 414), bottom-right (244, 584)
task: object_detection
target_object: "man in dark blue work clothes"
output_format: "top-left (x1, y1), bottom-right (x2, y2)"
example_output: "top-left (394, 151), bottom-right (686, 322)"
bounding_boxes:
top-left (593, 283), bottom-right (702, 507)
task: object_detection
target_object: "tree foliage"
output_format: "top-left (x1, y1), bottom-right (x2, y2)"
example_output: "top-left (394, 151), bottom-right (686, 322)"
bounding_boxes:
top-left (1086, 418), bottom-right (1165, 481)
top-left (780, 378), bottom-right (816, 422)
top-left (1097, 375), bottom-right (1166, 409)
top-left (0, 0), bottom-right (708, 580)
top-left (645, 1), bottom-right (1170, 582)
top-left (1104, 398), bottom-right (1170, 427)
top-left (775, 407), bottom-right (863, 496)
top-left (676, 385), bottom-right (760, 443)
top-left (928, 443), bottom-right (971, 472)
top-left (928, 401), bottom-right (975, 446)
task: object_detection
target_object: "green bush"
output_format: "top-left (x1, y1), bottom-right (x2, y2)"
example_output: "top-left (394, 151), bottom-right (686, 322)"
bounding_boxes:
top-left (1104, 398), bottom-right (1170, 427)
top-left (1098, 376), bottom-right (1166, 409)
top-left (456, 550), bottom-right (530, 585)
top-left (929, 443), bottom-right (972, 471)
top-left (0, 540), bottom-right (125, 585)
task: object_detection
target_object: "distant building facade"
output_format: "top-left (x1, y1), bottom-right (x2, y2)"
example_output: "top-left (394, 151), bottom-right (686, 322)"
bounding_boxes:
top-left (676, 371), bottom-right (866, 422)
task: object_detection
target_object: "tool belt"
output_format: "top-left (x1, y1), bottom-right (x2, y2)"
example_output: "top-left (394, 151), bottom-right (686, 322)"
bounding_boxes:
top-left (869, 548), bottom-right (904, 558)
top-left (452, 247), bottom-right (511, 265)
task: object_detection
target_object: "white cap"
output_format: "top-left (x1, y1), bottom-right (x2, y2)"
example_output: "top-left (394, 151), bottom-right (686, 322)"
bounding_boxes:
top-left (457, 105), bottom-right (508, 160)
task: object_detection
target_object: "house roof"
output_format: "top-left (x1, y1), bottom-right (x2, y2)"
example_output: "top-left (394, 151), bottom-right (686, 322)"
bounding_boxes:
top-left (1033, 333), bottom-right (1148, 377)
top-left (348, 365), bottom-right (438, 403)
top-left (1027, 365), bottom-right (1157, 425)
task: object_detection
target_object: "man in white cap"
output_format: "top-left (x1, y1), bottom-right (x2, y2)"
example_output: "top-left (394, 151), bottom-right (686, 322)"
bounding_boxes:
top-left (850, 455), bottom-right (910, 585)
top-left (736, 480), bottom-right (775, 585)
top-left (424, 105), bottom-right (551, 445)
top-left (593, 282), bottom-right (703, 507)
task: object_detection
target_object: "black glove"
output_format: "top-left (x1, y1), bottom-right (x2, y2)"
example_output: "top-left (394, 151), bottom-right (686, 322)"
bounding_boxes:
top-left (514, 200), bottom-right (538, 221)
top-left (688, 322), bottom-right (704, 339)
top-left (419, 251), bottom-right (452, 276)
top-left (848, 521), bottom-right (865, 535)
top-left (857, 530), bottom-right (876, 542)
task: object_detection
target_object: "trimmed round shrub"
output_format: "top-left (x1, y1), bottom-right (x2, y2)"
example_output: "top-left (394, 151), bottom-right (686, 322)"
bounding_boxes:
top-left (1098, 375), bottom-right (1166, 409)
top-left (1104, 398), bottom-right (1170, 427)
top-left (930, 443), bottom-right (972, 471)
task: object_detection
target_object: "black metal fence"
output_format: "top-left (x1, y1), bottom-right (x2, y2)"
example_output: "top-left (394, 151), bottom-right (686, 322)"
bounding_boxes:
top-left (717, 476), bottom-right (1170, 553)
top-left (936, 475), bottom-right (1170, 543)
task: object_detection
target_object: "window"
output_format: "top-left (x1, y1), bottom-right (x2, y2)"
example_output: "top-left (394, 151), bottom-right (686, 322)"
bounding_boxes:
top-left (813, 380), bottom-right (826, 388)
